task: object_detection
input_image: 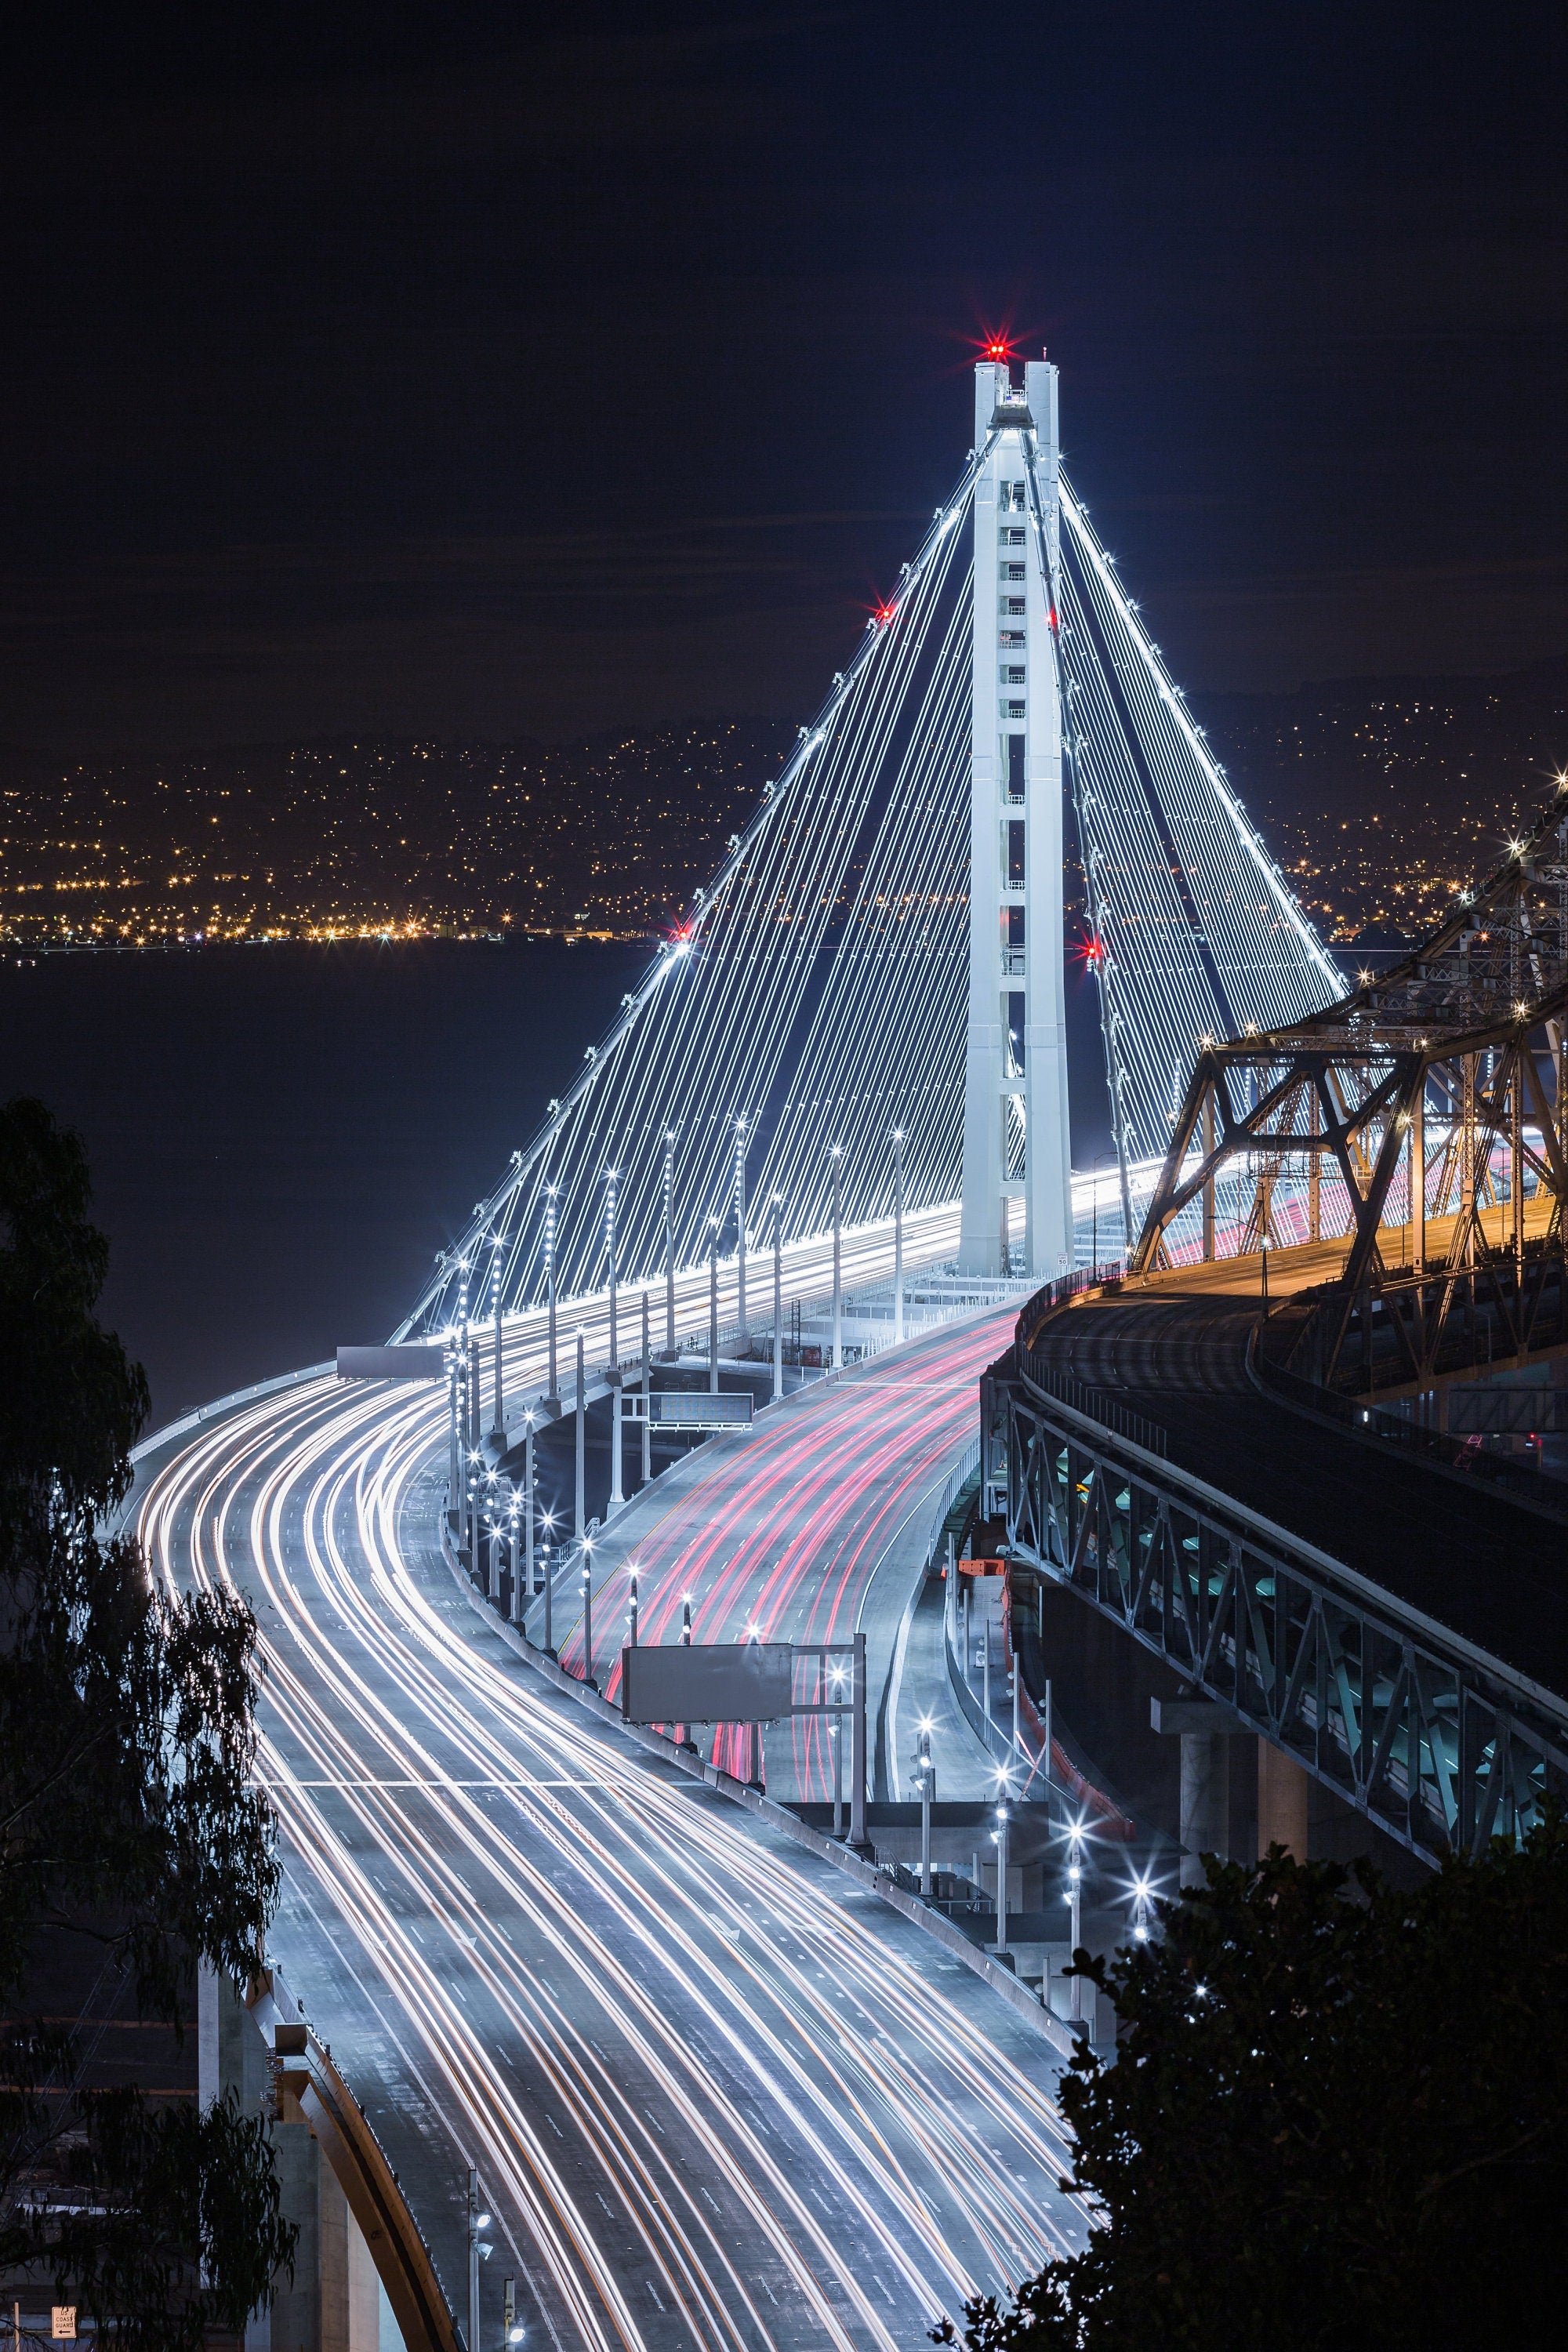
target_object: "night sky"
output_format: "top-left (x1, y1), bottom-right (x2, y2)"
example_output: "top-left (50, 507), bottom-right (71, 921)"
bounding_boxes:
top-left (5, 2), bottom-right (1566, 752)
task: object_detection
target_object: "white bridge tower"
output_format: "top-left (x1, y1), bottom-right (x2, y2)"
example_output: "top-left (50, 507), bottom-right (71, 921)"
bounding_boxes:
top-left (957, 356), bottom-right (1074, 1278)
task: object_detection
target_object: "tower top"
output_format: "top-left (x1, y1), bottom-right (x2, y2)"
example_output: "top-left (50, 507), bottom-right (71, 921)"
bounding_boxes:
top-left (974, 357), bottom-right (1057, 448)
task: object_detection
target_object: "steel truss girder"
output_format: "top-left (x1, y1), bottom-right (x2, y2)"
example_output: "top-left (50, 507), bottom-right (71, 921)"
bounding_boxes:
top-left (1319, 1248), bottom-right (1568, 1394)
top-left (995, 1374), bottom-right (1568, 1865)
top-left (1132, 786), bottom-right (1568, 1281)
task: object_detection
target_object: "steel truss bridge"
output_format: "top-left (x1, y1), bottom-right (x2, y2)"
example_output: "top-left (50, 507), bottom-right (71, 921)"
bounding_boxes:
top-left (990, 786), bottom-right (1568, 1868)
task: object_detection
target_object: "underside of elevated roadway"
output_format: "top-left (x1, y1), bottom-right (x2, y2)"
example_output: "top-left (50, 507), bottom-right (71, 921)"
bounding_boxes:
top-left (1020, 1243), bottom-right (1568, 1701)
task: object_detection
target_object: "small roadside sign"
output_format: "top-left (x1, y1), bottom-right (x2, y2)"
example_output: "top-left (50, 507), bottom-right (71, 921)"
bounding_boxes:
top-left (51, 2312), bottom-right (76, 2341)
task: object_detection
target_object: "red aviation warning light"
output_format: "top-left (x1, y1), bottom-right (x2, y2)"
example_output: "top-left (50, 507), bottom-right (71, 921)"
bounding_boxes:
top-left (984, 335), bottom-right (1011, 361)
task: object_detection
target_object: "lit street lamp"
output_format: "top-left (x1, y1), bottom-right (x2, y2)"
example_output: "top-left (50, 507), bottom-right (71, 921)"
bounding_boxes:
top-left (892, 1127), bottom-right (906, 1345)
top-left (663, 1127), bottom-right (677, 1358)
top-left (640, 1287), bottom-right (652, 1484)
top-left (992, 1791), bottom-right (1011, 1958)
top-left (467, 2169), bottom-right (490, 2352)
top-left (734, 1113), bottom-right (749, 1355)
top-left (605, 1169), bottom-right (624, 1516)
top-left (771, 1192), bottom-right (784, 1403)
top-left (540, 1511), bottom-right (557, 1657)
top-left (574, 1330), bottom-right (586, 1541)
top-left (913, 1722), bottom-right (935, 1896)
top-left (490, 1230), bottom-right (505, 1439)
top-left (543, 1186), bottom-right (560, 1407)
top-left (830, 1145), bottom-right (844, 1370)
top-left (1064, 1821), bottom-right (1087, 2023)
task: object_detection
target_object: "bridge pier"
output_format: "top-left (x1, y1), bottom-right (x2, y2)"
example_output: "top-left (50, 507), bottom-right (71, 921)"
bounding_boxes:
top-left (201, 1967), bottom-right (412, 2352)
top-left (1257, 1740), bottom-right (1310, 1863)
top-left (1179, 1731), bottom-right (1229, 1889)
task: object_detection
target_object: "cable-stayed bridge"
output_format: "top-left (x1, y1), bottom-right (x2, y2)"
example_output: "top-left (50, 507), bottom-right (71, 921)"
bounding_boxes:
top-left (398, 357), bottom-right (1337, 1355)
top-left (132, 358), bottom-right (1462, 2352)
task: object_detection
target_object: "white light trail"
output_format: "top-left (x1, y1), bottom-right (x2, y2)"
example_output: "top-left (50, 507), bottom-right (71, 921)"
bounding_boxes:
top-left (136, 1364), bottom-right (1085, 2349)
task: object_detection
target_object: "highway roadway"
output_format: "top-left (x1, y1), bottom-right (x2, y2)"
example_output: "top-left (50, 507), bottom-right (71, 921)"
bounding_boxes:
top-left (542, 1308), bottom-right (1017, 1805)
top-left (133, 1301), bottom-right (1084, 2352)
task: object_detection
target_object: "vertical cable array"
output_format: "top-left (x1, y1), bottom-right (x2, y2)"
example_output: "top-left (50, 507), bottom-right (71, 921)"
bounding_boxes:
top-left (400, 433), bottom-right (1338, 1340)
top-left (1054, 479), bottom-right (1338, 1169)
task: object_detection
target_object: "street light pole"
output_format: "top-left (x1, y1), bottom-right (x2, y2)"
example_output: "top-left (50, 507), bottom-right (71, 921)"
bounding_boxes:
top-left (641, 1287), bottom-right (652, 1486)
top-left (574, 1330), bottom-right (586, 1544)
top-left (1066, 1824), bottom-right (1086, 2023)
top-left (993, 1800), bottom-right (1011, 1958)
top-left (456, 1257), bottom-right (472, 1557)
top-left (830, 1146), bottom-right (843, 1371)
top-left (892, 1127), bottom-right (905, 1346)
top-left (606, 1172), bottom-right (623, 1517)
top-left (523, 1415), bottom-right (535, 1623)
top-left (492, 1235), bottom-right (504, 1438)
top-left (604, 1167), bottom-right (619, 1370)
top-left (1092, 1152), bottom-right (1112, 1274)
top-left (919, 1726), bottom-right (934, 1896)
top-left (581, 1561), bottom-right (594, 1690)
top-left (735, 1113), bottom-right (748, 1356)
top-left (771, 1192), bottom-right (783, 1403)
top-left (850, 1628), bottom-right (867, 1849)
top-left (1011, 1635), bottom-right (1021, 1769)
top-left (485, 1482), bottom-right (499, 1601)
top-left (466, 2169), bottom-right (483, 2352)
top-left (446, 1334), bottom-right (459, 1534)
top-left (663, 1128), bottom-right (677, 1359)
top-left (544, 1185), bottom-right (560, 1408)
top-left (708, 1218), bottom-right (720, 1396)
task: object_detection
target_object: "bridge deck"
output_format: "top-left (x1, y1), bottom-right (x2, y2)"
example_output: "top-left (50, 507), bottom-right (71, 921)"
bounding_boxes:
top-left (1138, 1189), bottom-right (1558, 1301)
top-left (136, 1312), bottom-right (1082, 2352)
top-left (1023, 1281), bottom-right (1568, 1698)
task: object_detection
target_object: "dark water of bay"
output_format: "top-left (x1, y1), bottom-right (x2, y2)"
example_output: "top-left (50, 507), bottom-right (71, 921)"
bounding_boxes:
top-left (0, 939), bottom-right (644, 1424)
top-left (1, 938), bottom-right (1113, 1427)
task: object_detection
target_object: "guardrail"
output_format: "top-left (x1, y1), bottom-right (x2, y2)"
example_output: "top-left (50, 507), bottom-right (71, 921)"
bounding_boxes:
top-left (925, 1440), bottom-right (981, 1567)
top-left (1249, 1326), bottom-right (1568, 1519)
top-left (250, 1967), bottom-right (462, 2352)
top-left (1018, 1355), bottom-right (1168, 1457)
top-left (1012, 1261), bottom-right (1128, 1352)
top-left (996, 1362), bottom-right (1568, 1864)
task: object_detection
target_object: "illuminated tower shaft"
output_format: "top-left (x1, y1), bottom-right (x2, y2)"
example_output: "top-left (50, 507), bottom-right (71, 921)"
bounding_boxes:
top-left (958, 357), bottom-right (1073, 1278)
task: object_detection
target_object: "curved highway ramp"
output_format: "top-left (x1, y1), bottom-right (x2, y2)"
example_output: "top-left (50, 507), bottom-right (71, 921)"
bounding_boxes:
top-left (135, 1316), bottom-right (1080, 2352)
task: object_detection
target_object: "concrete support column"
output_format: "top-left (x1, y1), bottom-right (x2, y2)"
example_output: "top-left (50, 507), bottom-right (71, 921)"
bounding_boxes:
top-left (1178, 1730), bottom-right (1229, 1889)
top-left (1153, 1693), bottom-right (1242, 1883)
top-left (1258, 1740), bottom-right (1310, 1860)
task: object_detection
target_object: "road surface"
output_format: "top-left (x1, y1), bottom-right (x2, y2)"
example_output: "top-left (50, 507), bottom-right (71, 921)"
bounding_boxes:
top-left (135, 1308), bottom-right (1083, 2352)
top-left (544, 1308), bottom-right (1015, 1805)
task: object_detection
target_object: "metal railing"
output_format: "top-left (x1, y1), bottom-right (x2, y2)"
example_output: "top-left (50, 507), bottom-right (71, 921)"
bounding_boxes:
top-left (1019, 1356), bottom-right (1169, 1457)
top-left (995, 1368), bottom-right (1568, 1864)
top-left (1250, 1328), bottom-right (1568, 1520)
